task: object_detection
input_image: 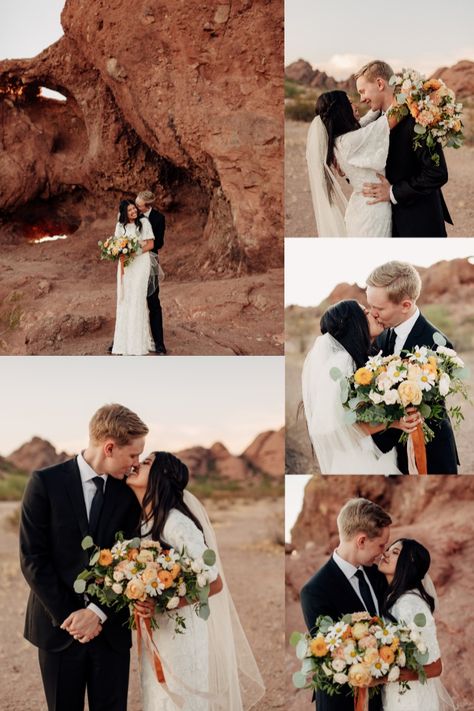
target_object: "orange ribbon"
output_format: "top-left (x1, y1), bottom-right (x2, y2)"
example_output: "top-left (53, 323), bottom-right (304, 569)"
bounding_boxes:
top-left (410, 422), bottom-right (427, 475)
top-left (135, 612), bottom-right (165, 684)
top-left (355, 687), bottom-right (368, 711)
top-left (120, 254), bottom-right (125, 277)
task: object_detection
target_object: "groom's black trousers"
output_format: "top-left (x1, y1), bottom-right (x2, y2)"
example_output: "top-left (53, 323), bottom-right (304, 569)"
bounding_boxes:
top-left (38, 637), bottom-right (130, 711)
top-left (147, 285), bottom-right (165, 349)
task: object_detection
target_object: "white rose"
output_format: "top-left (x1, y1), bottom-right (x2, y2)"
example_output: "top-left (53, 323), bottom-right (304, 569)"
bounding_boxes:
top-left (112, 583), bottom-right (123, 594)
top-left (197, 573), bottom-right (209, 588)
top-left (332, 658), bottom-right (347, 672)
top-left (369, 391), bottom-right (383, 405)
top-left (438, 372), bottom-right (451, 396)
top-left (113, 570), bottom-right (125, 582)
top-left (397, 650), bottom-right (406, 666)
top-left (417, 642), bottom-right (427, 655)
top-left (191, 559), bottom-right (204, 573)
top-left (388, 666), bottom-right (400, 682)
top-left (166, 596), bottom-right (180, 610)
top-left (333, 672), bottom-right (349, 684)
top-left (382, 389), bottom-right (400, 406)
top-left (177, 582), bottom-right (187, 596)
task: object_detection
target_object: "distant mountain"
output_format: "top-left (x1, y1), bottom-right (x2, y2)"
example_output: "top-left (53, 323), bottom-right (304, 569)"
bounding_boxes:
top-left (432, 60), bottom-right (474, 99)
top-left (8, 437), bottom-right (71, 473)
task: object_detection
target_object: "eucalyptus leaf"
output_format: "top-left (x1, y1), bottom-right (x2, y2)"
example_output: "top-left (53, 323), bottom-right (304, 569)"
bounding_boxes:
top-left (318, 616), bottom-right (333, 634)
top-left (129, 537), bottom-right (141, 549)
top-left (414, 613), bottom-right (426, 627)
top-left (290, 631), bottom-right (303, 647)
top-left (340, 380), bottom-right (349, 404)
top-left (454, 367), bottom-right (469, 380)
top-left (302, 657), bottom-right (317, 673)
top-left (414, 124), bottom-right (426, 135)
top-left (89, 550), bottom-right (100, 566)
top-left (414, 649), bottom-right (429, 665)
top-left (432, 331), bottom-right (447, 347)
top-left (343, 410), bottom-right (357, 425)
top-left (203, 549), bottom-right (216, 566)
top-left (396, 93), bottom-right (407, 103)
top-left (293, 671), bottom-right (307, 689)
top-left (74, 579), bottom-right (87, 594)
top-left (348, 397), bottom-right (361, 410)
top-left (419, 403), bottom-right (431, 419)
top-left (330, 367), bottom-right (342, 381)
top-left (198, 603), bottom-right (210, 621)
top-left (296, 639), bottom-right (308, 660)
top-left (81, 535), bottom-right (94, 550)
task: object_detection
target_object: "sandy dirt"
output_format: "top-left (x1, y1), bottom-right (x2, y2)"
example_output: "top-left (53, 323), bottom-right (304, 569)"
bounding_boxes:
top-left (0, 498), bottom-right (284, 710)
top-left (285, 120), bottom-right (474, 237)
top-left (285, 348), bottom-right (474, 475)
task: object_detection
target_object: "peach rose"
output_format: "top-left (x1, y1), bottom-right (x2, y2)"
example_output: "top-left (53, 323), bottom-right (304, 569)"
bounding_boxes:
top-left (359, 635), bottom-right (377, 650)
top-left (142, 564), bottom-right (159, 585)
top-left (380, 646), bottom-right (395, 665)
top-left (127, 548), bottom-right (139, 561)
top-left (170, 563), bottom-right (181, 579)
top-left (136, 549), bottom-right (154, 564)
top-left (351, 622), bottom-right (369, 640)
top-left (348, 663), bottom-right (372, 687)
top-left (98, 549), bottom-right (113, 566)
top-left (363, 648), bottom-right (379, 666)
top-left (398, 380), bottom-right (423, 407)
top-left (158, 570), bottom-right (174, 589)
top-left (125, 578), bottom-right (146, 601)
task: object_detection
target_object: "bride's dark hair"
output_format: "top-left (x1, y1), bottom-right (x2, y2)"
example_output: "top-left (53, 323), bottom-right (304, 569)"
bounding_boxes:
top-left (315, 90), bottom-right (360, 167)
top-left (382, 538), bottom-right (435, 621)
top-left (140, 452), bottom-right (204, 543)
top-left (117, 199), bottom-right (142, 233)
top-left (320, 299), bottom-right (372, 369)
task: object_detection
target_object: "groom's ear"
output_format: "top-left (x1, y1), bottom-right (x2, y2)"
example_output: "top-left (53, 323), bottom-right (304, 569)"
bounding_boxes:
top-left (103, 440), bottom-right (115, 457)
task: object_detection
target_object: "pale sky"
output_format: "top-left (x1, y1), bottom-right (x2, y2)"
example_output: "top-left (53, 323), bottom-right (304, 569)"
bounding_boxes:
top-left (285, 475), bottom-right (311, 542)
top-left (0, 357), bottom-right (284, 456)
top-left (0, 0), bottom-right (65, 60)
top-left (285, 0), bottom-right (474, 79)
top-left (285, 238), bottom-right (474, 307)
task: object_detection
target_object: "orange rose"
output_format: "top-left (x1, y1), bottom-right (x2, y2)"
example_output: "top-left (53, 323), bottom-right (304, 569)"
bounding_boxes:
top-left (98, 549), bottom-right (113, 566)
top-left (158, 570), bottom-right (174, 589)
top-left (127, 548), bottom-right (139, 561)
top-left (348, 663), bottom-right (372, 687)
top-left (170, 563), bottom-right (181, 579)
top-left (380, 646), bottom-right (395, 664)
top-left (423, 79), bottom-right (442, 91)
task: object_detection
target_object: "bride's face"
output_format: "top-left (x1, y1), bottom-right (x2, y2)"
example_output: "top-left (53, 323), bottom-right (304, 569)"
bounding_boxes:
top-left (378, 540), bottom-right (403, 580)
top-left (360, 304), bottom-right (384, 340)
top-left (125, 453), bottom-right (155, 490)
top-left (127, 204), bottom-right (138, 222)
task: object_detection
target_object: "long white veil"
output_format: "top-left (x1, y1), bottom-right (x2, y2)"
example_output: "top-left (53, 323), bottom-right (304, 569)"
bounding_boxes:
top-left (183, 490), bottom-right (265, 710)
top-left (306, 116), bottom-right (348, 237)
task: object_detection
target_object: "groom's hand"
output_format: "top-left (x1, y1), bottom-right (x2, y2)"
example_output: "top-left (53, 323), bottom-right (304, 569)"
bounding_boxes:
top-left (61, 608), bottom-right (102, 643)
top-left (134, 598), bottom-right (156, 619)
top-left (363, 173), bottom-right (391, 204)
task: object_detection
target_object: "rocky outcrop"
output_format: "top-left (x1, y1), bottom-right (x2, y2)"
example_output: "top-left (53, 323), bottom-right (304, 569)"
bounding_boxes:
top-left (285, 59), bottom-right (356, 93)
top-left (0, 0), bottom-right (283, 273)
top-left (7, 437), bottom-right (71, 472)
top-left (242, 427), bottom-right (285, 477)
top-left (432, 60), bottom-right (474, 99)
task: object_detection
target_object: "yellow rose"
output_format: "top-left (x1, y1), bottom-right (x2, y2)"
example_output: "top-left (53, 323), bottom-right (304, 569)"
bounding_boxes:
top-left (363, 648), bottom-right (379, 666)
top-left (354, 368), bottom-right (373, 386)
top-left (125, 578), bottom-right (146, 600)
top-left (310, 636), bottom-right (328, 657)
top-left (453, 119), bottom-right (462, 132)
top-left (398, 380), bottom-right (422, 407)
top-left (98, 549), bottom-right (113, 566)
top-left (351, 622), bottom-right (369, 640)
top-left (380, 646), bottom-right (395, 664)
top-left (348, 663), bottom-right (372, 687)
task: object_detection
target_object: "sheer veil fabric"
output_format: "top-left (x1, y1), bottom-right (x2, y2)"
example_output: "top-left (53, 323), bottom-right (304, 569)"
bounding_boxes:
top-left (302, 333), bottom-right (400, 474)
top-left (182, 491), bottom-right (265, 710)
top-left (306, 116), bottom-right (348, 237)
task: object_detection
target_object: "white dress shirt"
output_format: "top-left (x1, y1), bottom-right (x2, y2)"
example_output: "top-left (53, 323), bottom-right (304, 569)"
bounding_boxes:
top-left (392, 307), bottom-right (420, 354)
top-left (77, 453), bottom-right (108, 623)
top-left (333, 549), bottom-right (379, 615)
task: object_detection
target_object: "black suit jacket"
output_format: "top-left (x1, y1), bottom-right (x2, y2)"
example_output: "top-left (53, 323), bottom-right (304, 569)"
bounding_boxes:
top-left (386, 115), bottom-right (452, 237)
top-left (20, 457), bottom-right (141, 652)
top-left (144, 208), bottom-right (165, 253)
top-left (372, 313), bottom-right (458, 474)
top-left (300, 557), bottom-right (387, 711)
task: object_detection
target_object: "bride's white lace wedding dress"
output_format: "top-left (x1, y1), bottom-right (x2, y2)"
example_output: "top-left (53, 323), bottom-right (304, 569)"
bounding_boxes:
top-left (383, 592), bottom-right (454, 711)
top-left (306, 113), bottom-right (391, 237)
top-left (302, 333), bottom-right (400, 474)
top-left (112, 219), bottom-right (154, 356)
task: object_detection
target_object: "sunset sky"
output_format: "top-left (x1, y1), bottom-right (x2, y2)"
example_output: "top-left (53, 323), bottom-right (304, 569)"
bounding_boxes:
top-left (0, 357), bottom-right (284, 455)
top-left (285, 238), bottom-right (474, 307)
top-left (285, 0), bottom-right (474, 79)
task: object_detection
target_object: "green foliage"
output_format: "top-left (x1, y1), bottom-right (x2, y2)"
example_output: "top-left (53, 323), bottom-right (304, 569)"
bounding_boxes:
top-left (285, 79), bottom-right (304, 99)
top-left (0, 467), bottom-right (29, 501)
top-left (285, 98), bottom-right (315, 122)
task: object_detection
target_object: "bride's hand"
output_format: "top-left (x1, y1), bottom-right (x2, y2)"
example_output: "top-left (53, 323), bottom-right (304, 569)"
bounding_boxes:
top-left (134, 598), bottom-right (155, 619)
top-left (390, 407), bottom-right (422, 433)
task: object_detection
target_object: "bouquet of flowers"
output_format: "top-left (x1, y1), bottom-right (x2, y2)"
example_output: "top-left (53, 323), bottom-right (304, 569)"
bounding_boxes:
top-left (388, 68), bottom-right (464, 165)
top-left (291, 612), bottom-right (429, 709)
top-left (74, 532), bottom-right (217, 634)
top-left (98, 233), bottom-right (141, 269)
top-left (331, 333), bottom-right (469, 473)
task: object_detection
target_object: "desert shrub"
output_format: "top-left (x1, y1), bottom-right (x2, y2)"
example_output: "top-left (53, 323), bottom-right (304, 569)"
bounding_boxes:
top-left (285, 98), bottom-right (315, 122)
top-left (285, 79), bottom-right (304, 99)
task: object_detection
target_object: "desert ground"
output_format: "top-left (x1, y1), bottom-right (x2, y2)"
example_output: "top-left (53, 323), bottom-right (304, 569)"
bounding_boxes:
top-left (285, 346), bottom-right (474, 475)
top-left (285, 120), bottom-right (474, 237)
top-left (0, 497), bottom-right (284, 710)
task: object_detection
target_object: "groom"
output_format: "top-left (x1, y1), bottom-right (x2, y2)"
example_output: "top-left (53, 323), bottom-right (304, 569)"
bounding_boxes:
top-left (20, 404), bottom-right (150, 711)
top-left (366, 260), bottom-right (459, 474)
top-left (300, 498), bottom-right (391, 711)
top-left (136, 189), bottom-right (167, 355)
top-left (355, 60), bottom-right (452, 237)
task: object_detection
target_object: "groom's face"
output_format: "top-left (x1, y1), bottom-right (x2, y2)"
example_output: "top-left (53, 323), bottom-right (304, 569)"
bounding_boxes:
top-left (355, 526), bottom-right (390, 566)
top-left (366, 286), bottom-right (411, 329)
top-left (104, 436), bottom-right (146, 479)
top-left (356, 75), bottom-right (384, 112)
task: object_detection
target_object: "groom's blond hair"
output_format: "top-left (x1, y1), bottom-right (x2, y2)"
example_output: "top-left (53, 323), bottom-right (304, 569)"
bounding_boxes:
top-left (355, 60), bottom-right (393, 83)
top-left (367, 261), bottom-right (422, 303)
top-left (89, 404), bottom-right (149, 446)
top-left (337, 498), bottom-right (392, 541)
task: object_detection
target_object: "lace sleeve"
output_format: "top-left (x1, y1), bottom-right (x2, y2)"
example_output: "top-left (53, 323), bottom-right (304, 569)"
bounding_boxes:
top-left (140, 216), bottom-right (154, 242)
top-left (162, 510), bottom-right (219, 582)
top-left (393, 593), bottom-right (441, 663)
top-left (337, 115), bottom-right (390, 172)
top-left (114, 222), bottom-right (124, 237)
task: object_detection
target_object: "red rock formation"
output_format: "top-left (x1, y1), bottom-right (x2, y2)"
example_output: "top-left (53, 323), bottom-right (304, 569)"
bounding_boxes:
top-left (285, 59), bottom-right (356, 94)
top-left (432, 60), bottom-right (474, 99)
top-left (0, 0), bottom-right (283, 273)
top-left (242, 427), bottom-right (285, 477)
top-left (7, 437), bottom-right (71, 472)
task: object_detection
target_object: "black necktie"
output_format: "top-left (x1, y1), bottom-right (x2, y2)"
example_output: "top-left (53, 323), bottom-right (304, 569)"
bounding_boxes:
top-left (355, 569), bottom-right (377, 616)
top-left (386, 328), bottom-right (397, 355)
top-left (89, 476), bottom-right (105, 540)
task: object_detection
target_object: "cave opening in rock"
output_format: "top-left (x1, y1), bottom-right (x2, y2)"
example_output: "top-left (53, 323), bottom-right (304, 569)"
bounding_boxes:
top-left (40, 87), bottom-right (67, 102)
top-left (9, 198), bottom-right (82, 244)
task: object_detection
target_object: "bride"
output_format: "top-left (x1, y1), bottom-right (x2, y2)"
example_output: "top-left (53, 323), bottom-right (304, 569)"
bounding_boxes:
top-left (112, 199), bottom-right (159, 356)
top-left (126, 451), bottom-right (265, 710)
top-left (306, 90), bottom-right (398, 237)
top-left (302, 299), bottom-right (421, 474)
top-left (379, 539), bottom-right (455, 710)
